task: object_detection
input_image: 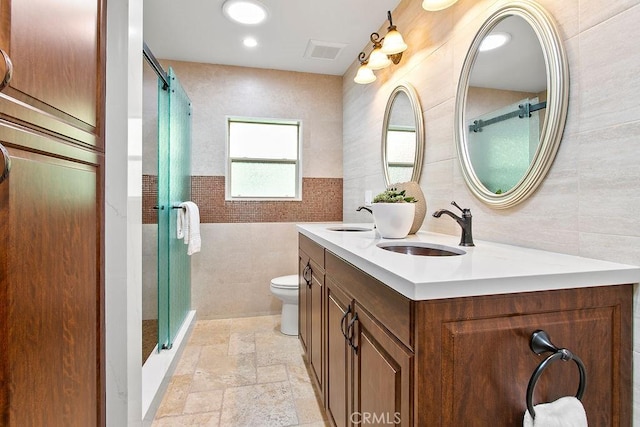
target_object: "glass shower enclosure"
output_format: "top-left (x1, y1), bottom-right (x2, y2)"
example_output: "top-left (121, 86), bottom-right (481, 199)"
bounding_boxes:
top-left (144, 43), bottom-right (192, 353)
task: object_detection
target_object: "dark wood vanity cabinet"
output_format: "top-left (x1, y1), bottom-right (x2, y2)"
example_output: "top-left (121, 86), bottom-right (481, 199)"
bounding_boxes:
top-left (325, 251), bottom-right (413, 427)
top-left (415, 286), bottom-right (632, 426)
top-left (299, 234), bottom-right (633, 426)
top-left (299, 234), bottom-right (325, 400)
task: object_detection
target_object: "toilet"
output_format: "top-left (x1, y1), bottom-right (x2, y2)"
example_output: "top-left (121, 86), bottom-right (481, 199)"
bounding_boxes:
top-left (270, 274), bottom-right (299, 336)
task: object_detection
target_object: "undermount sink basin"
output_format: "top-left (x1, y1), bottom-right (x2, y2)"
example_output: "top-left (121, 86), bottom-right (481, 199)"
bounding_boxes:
top-left (377, 242), bottom-right (466, 257)
top-left (327, 226), bottom-right (372, 232)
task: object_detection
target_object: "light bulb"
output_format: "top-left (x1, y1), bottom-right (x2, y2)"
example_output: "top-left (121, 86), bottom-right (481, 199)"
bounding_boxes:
top-left (381, 29), bottom-right (407, 55)
top-left (367, 47), bottom-right (392, 70)
top-left (354, 65), bottom-right (376, 84)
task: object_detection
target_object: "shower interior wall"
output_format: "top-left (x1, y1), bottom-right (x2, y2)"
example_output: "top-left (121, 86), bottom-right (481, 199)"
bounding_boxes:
top-left (142, 60), bottom-right (343, 320)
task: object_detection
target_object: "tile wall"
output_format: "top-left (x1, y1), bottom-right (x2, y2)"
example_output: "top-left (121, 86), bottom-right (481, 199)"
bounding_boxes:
top-left (142, 61), bottom-right (343, 320)
top-left (341, 0), bottom-right (640, 421)
top-left (142, 176), bottom-right (342, 224)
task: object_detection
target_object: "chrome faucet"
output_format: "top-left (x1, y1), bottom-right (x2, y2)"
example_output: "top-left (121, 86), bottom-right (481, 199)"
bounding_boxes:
top-left (432, 201), bottom-right (474, 246)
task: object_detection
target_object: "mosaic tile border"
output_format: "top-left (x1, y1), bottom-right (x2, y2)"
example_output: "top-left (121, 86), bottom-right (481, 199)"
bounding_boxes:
top-left (143, 175), bottom-right (343, 224)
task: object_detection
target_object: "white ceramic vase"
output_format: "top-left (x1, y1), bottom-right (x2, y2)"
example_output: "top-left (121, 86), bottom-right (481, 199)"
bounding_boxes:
top-left (372, 203), bottom-right (415, 239)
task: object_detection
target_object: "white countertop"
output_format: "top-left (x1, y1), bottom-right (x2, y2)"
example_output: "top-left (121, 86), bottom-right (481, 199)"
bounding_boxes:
top-left (297, 223), bottom-right (640, 301)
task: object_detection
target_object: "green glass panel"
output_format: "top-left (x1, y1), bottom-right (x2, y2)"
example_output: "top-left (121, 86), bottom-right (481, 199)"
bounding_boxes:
top-left (167, 68), bottom-right (192, 346)
top-left (157, 75), bottom-right (170, 350)
top-left (467, 98), bottom-right (539, 194)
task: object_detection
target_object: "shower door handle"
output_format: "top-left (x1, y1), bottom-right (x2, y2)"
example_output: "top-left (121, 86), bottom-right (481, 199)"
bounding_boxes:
top-left (0, 143), bottom-right (11, 184)
top-left (0, 48), bottom-right (13, 92)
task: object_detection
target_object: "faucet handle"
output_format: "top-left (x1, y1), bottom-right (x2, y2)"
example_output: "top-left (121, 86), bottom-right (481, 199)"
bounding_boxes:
top-left (451, 201), bottom-right (464, 212)
top-left (451, 201), bottom-right (471, 215)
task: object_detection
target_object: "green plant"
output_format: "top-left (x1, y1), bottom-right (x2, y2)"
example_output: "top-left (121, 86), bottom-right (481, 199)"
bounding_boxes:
top-left (372, 188), bottom-right (417, 203)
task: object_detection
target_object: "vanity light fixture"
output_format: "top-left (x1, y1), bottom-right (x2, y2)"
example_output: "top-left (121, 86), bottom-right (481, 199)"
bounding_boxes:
top-left (354, 53), bottom-right (377, 84)
top-left (479, 32), bottom-right (511, 52)
top-left (367, 34), bottom-right (393, 70)
top-left (421, 0), bottom-right (459, 12)
top-left (222, 0), bottom-right (268, 25)
top-left (354, 11), bottom-right (407, 84)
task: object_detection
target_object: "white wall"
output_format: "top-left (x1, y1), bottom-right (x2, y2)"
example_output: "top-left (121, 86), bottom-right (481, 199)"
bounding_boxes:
top-left (105, 0), bottom-right (143, 425)
top-left (342, 0), bottom-right (640, 422)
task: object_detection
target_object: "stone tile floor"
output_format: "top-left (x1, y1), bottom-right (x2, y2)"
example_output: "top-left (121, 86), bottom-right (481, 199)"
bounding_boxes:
top-left (152, 315), bottom-right (328, 427)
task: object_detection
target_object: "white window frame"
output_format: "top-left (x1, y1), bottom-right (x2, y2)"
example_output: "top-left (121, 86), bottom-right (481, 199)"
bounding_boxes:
top-left (225, 116), bottom-right (303, 201)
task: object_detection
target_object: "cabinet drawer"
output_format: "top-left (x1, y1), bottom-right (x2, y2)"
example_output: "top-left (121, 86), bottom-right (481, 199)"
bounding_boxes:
top-left (326, 251), bottom-right (413, 350)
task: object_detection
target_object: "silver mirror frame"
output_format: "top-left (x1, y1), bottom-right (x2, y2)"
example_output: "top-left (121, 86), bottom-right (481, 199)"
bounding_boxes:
top-left (454, 0), bottom-right (569, 209)
top-left (382, 82), bottom-right (425, 186)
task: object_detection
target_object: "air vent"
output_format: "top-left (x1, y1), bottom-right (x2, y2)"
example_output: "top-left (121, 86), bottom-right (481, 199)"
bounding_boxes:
top-left (304, 40), bottom-right (346, 61)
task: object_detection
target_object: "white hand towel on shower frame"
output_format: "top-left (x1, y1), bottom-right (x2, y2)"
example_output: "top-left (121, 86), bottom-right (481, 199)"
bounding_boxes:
top-left (523, 396), bottom-right (588, 427)
top-left (178, 201), bottom-right (201, 255)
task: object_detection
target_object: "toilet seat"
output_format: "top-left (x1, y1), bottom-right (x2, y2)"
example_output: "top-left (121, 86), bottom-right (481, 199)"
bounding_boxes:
top-left (271, 274), bottom-right (298, 290)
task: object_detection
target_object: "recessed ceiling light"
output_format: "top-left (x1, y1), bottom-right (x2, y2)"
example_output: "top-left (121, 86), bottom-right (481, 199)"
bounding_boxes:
top-left (222, 0), bottom-right (268, 25)
top-left (422, 0), bottom-right (459, 11)
top-left (243, 37), bottom-right (258, 48)
top-left (479, 32), bottom-right (511, 52)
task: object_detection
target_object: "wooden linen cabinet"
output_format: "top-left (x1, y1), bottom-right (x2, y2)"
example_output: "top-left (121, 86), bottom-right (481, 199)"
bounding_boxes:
top-left (0, 0), bottom-right (106, 425)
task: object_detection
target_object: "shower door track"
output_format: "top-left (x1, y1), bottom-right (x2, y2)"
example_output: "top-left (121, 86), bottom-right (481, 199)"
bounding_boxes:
top-left (143, 42), bottom-right (169, 90)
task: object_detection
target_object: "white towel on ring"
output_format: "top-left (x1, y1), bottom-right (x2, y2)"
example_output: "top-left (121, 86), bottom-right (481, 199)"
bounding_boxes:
top-left (523, 396), bottom-right (587, 427)
top-left (177, 201), bottom-right (201, 255)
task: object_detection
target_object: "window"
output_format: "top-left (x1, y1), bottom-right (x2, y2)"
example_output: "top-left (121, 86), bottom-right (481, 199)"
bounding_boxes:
top-left (386, 125), bottom-right (416, 184)
top-left (227, 117), bottom-right (301, 199)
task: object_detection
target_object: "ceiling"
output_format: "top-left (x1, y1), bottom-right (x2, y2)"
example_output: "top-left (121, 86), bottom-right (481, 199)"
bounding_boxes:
top-left (143, 0), bottom-right (402, 76)
top-left (469, 15), bottom-right (547, 93)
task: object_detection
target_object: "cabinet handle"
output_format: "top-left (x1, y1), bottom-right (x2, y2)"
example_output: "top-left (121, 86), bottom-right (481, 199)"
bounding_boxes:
top-left (347, 313), bottom-right (359, 354)
top-left (0, 143), bottom-right (10, 184)
top-left (0, 48), bottom-right (13, 92)
top-left (303, 263), bottom-right (312, 286)
top-left (340, 304), bottom-right (352, 340)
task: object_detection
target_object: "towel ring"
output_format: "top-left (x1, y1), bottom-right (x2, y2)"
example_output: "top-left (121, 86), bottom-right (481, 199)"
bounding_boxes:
top-left (526, 330), bottom-right (586, 419)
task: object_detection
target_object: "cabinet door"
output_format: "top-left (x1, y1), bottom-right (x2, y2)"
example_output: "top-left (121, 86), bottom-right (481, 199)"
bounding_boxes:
top-left (0, 0), bottom-right (104, 146)
top-left (0, 134), bottom-right (103, 426)
top-left (298, 253), bottom-right (310, 354)
top-left (309, 261), bottom-right (324, 394)
top-left (352, 304), bottom-right (412, 427)
top-left (415, 287), bottom-right (632, 426)
top-left (325, 279), bottom-right (352, 427)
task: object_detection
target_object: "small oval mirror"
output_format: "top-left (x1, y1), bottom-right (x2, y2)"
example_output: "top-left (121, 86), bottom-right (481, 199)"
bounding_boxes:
top-left (382, 83), bottom-right (424, 186)
top-left (455, 1), bottom-right (568, 208)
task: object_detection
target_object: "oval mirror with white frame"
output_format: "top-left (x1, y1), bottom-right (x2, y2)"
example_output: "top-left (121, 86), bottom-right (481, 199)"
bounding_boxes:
top-left (382, 83), bottom-right (424, 186)
top-left (455, 0), bottom-right (568, 208)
